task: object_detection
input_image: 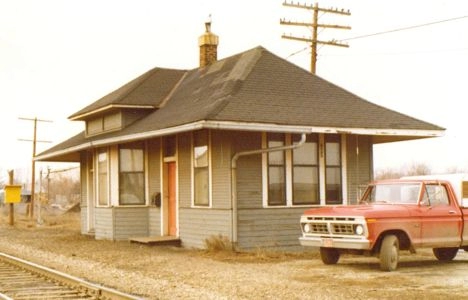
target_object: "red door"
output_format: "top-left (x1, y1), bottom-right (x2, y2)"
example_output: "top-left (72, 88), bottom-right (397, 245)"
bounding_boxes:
top-left (167, 162), bottom-right (177, 236)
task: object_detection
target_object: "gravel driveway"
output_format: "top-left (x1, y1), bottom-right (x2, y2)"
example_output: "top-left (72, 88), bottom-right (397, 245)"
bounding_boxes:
top-left (1, 210), bottom-right (468, 299)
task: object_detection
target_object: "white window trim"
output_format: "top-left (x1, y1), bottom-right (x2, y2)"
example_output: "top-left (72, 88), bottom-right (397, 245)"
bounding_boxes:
top-left (95, 147), bottom-right (110, 207)
top-left (262, 132), bottom-right (347, 207)
top-left (191, 130), bottom-right (212, 208)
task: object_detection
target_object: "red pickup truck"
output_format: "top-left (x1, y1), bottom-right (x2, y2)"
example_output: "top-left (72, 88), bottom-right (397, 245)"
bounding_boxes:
top-left (299, 178), bottom-right (468, 271)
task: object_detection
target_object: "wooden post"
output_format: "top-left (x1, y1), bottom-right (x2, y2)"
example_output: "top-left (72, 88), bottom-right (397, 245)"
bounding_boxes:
top-left (8, 170), bottom-right (14, 226)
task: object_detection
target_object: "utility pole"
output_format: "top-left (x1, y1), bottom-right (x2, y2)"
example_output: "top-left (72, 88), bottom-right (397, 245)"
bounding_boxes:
top-left (18, 117), bottom-right (52, 219)
top-left (280, 1), bottom-right (351, 74)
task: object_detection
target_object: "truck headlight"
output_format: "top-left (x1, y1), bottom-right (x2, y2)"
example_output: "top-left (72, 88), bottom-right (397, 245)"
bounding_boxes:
top-left (303, 223), bottom-right (311, 233)
top-left (355, 224), bottom-right (364, 235)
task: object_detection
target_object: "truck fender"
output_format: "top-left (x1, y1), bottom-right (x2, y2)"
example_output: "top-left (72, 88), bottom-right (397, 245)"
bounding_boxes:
top-left (373, 230), bottom-right (412, 254)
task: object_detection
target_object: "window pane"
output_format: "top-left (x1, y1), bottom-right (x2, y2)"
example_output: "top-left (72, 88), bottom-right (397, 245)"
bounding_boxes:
top-left (268, 166), bottom-right (285, 205)
top-left (163, 136), bottom-right (176, 157)
top-left (97, 149), bottom-right (108, 206)
top-left (293, 142), bottom-right (317, 165)
top-left (326, 142), bottom-right (340, 165)
top-left (293, 166), bottom-right (319, 204)
top-left (194, 167), bottom-right (209, 206)
top-left (120, 148), bottom-right (144, 172)
top-left (193, 130), bottom-right (210, 206)
top-left (119, 143), bottom-right (145, 205)
top-left (268, 142), bottom-right (284, 165)
top-left (326, 167), bottom-right (342, 204)
top-left (425, 185), bottom-right (449, 206)
top-left (194, 145), bottom-right (208, 167)
top-left (119, 173), bottom-right (145, 204)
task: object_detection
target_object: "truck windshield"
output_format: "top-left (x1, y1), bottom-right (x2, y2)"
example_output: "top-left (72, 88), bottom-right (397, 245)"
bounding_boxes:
top-left (362, 183), bottom-right (421, 204)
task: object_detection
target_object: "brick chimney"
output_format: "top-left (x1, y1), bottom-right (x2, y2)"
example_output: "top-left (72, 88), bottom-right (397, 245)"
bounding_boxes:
top-left (198, 20), bottom-right (219, 68)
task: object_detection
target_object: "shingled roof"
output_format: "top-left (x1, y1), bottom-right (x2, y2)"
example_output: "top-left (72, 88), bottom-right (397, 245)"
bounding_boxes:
top-left (37, 46), bottom-right (444, 162)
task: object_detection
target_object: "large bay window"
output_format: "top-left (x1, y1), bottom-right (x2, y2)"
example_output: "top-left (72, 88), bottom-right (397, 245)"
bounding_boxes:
top-left (193, 130), bottom-right (210, 206)
top-left (264, 133), bottom-right (342, 206)
top-left (119, 142), bottom-right (145, 205)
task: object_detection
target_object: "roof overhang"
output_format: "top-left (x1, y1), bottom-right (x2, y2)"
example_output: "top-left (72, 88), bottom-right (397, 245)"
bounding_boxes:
top-left (69, 104), bottom-right (155, 121)
top-left (35, 120), bottom-right (444, 162)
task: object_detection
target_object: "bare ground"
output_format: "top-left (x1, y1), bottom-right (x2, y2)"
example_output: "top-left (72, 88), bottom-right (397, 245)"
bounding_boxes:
top-left (1, 208), bottom-right (468, 299)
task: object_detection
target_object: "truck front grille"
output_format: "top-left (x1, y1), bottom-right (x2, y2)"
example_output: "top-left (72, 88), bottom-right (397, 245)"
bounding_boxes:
top-left (332, 224), bottom-right (354, 234)
top-left (302, 216), bottom-right (363, 236)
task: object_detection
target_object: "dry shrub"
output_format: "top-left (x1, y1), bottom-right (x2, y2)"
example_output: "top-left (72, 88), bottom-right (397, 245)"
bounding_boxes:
top-left (204, 234), bottom-right (234, 252)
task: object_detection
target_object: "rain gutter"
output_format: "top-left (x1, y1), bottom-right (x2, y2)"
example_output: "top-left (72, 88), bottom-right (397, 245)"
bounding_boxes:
top-left (230, 132), bottom-right (307, 248)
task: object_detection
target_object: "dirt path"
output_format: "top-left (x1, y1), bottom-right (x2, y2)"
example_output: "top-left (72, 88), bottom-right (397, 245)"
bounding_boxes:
top-left (1, 210), bottom-right (467, 299)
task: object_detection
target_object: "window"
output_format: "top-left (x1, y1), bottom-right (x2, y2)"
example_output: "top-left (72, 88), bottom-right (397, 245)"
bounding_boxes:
top-left (267, 133), bottom-right (286, 206)
top-left (97, 148), bottom-right (109, 206)
top-left (193, 130), bottom-right (209, 206)
top-left (119, 142), bottom-right (145, 205)
top-left (325, 135), bottom-right (342, 204)
top-left (292, 134), bottom-right (319, 205)
top-left (423, 184), bottom-right (449, 206)
top-left (163, 135), bottom-right (176, 157)
top-left (263, 133), bottom-right (344, 206)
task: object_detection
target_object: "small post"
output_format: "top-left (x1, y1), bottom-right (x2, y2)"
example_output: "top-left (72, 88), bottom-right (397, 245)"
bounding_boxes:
top-left (8, 170), bottom-right (14, 226)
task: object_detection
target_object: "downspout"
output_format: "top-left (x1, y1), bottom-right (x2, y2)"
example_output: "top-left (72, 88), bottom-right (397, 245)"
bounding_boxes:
top-left (230, 133), bottom-right (307, 248)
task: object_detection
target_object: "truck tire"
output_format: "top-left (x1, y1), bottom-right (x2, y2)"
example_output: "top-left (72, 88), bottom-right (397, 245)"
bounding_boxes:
top-left (379, 234), bottom-right (399, 271)
top-left (320, 247), bottom-right (340, 265)
top-left (433, 247), bottom-right (458, 261)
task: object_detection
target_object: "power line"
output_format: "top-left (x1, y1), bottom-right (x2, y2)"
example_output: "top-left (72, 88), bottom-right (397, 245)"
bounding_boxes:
top-left (341, 15), bottom-right (468, 42)
top-left (285, 15), bottom-right (468, 60)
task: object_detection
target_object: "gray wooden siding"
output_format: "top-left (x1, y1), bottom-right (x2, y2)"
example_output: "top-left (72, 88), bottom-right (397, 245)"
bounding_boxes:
top-left (179, 208), bottom-right (232, 248)
top-left (210, 130), bottom-right (232, 209)
top-left (80, 207), bottom-right (88, 235)
top-left (177, 132), bottom-right (192, 208)
top-left (346, 135), bottom-right (372, 204)
top-left (237, 208), bottom-right (304, 250)
top-left (94, 207), bottom-right (114, 240)
top-left (113, 207), bottom-right (149, 240)
top-left (233, 132), bottom-right (263, 209)
top-left (94, 207), bottom-right (150, 240)
top-left (148, 208), bottom-right (161, 236)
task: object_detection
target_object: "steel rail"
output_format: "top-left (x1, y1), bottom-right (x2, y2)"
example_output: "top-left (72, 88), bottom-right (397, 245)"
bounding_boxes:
top-left (0, 252), bottom-right (144, 299)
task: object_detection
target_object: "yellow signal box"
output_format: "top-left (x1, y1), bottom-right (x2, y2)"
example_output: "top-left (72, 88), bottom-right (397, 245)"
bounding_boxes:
top-left (4, 185), bottom-right (22, 204)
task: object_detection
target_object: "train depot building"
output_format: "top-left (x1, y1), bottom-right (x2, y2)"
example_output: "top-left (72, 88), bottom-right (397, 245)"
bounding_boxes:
top-left (36, 23), bottom-right (444, 250)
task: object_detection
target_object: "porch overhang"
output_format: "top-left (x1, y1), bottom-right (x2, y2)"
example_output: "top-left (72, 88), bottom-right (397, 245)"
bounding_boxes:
top-left (34, 120), bottom-right (444, 162)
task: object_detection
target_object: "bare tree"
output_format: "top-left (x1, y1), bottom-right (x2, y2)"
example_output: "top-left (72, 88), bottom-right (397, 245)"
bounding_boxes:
top-left (375, 162), bottom-right (432, 180)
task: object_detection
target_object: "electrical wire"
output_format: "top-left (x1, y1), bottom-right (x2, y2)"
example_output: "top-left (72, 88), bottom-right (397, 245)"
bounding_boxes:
top-left (285, 15), bottom-right (468, 59)
top-left (341, 15), bottom-right (468, 42)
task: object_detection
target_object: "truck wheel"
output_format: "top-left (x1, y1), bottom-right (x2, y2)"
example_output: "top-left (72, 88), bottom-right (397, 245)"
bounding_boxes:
top-left (433, 248), bottom-right (458, 261)
top-left (320, 247), bottom-right (340, 265)
top-left (380, 234), bottom-right (399, 271)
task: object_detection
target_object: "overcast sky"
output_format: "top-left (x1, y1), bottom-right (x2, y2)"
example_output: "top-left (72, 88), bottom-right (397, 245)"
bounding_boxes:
top-left (1, 0), bottom-right (467, 176)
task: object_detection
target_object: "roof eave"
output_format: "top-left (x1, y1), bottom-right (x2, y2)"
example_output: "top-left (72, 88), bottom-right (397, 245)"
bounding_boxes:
top-left (35, 120), bottom-right (444, 162)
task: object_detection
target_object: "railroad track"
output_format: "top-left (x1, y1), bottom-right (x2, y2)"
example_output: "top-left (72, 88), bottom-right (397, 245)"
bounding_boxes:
top-left (0, 252), bottom-right (143, 299)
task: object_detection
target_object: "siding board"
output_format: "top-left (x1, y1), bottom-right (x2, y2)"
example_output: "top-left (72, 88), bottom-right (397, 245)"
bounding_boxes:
top-left (346, 135), bottom-right (372, 204)
top-left (179, 208), bottom-right (232, 249)
top-left (237, 208), bottom-right (304, 250)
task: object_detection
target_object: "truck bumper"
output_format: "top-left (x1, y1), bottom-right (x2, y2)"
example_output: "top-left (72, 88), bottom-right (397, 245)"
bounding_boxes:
top-left (299, 236), bottom-right (371, 250)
